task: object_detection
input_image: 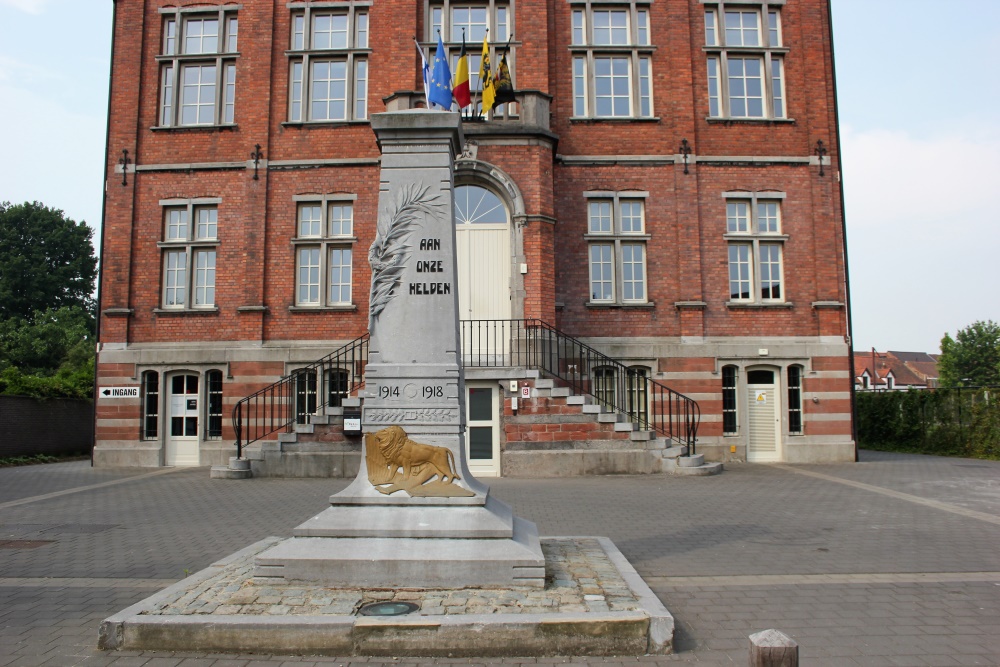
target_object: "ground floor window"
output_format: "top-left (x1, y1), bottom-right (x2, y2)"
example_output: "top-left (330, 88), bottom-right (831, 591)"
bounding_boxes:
top-left (722, 365), bottom-right (738, 435)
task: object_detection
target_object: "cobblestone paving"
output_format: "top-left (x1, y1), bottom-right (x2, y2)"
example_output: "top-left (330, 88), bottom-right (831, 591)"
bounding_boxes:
top-left (145, 539), bottom-right (640, 617)
top-left (1, 452), bottom-right (999, 666)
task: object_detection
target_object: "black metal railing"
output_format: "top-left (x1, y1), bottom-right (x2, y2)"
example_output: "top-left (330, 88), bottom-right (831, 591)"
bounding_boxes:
top-left (232, 319), bottom-right (700, 458)
top-left (232, 333), bottom-right (369, 459)
top-left (460, 319), bottom-right (700, 451)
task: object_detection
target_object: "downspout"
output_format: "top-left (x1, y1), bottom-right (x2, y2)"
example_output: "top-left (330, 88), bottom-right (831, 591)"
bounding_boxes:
top-left (826, 0), bottom-right (859, 462)
top-left (92, 0), bottom-right (119, 466)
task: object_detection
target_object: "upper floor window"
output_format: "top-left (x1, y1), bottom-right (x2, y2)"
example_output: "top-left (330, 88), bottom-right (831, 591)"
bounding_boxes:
top-left (585, 191), bottom-right (649, 305)
top-left (288, 6), bottom-right (369, 123)
top-left (158, 8), bottom-right (238, 127)
top-left (723, 192), bottom-right (787, 304)
top-left (158, 198), bottom-right (221, 310)
top-left (704, 3), bottom-right (786, 120)
top-left (570, 3), bottom-right (653, 119)
top-left (425, 2), bottom-right (515, 118)
top-left (292, 194), bottom-right (357, 308)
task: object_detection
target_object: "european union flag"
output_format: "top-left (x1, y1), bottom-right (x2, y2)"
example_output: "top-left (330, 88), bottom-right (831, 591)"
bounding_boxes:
top-left (428, 31), bottom-right (453, 110)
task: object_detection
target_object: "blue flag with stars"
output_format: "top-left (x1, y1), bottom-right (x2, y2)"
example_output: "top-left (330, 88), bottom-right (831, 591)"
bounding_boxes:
top-left (428, 31), bottom-right (453, 109)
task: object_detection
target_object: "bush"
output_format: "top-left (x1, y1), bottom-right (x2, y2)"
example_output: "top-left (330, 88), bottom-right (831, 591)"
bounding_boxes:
top-left (856, 389), bottom-right (1000, 460)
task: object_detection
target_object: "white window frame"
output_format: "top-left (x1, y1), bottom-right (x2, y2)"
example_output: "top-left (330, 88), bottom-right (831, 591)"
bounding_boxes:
top-left (158, 198), bottom-right (221, 310)
top-left (570, 2), bottom-right (654, 119)
top-left (157, 7), bottom-right (239, 127)
top-left (704, 2), bottom-right (787, 120)
top-left (292, 194), bottom-right (358, 309)
top-left (288, 6), bottom-right (370, 123)
top-left (584, 191), bottom-right (650, 305)
top-left (722, 191), bottom-right (787, 304)
top-left (425, 1), bottom-right (516, 119)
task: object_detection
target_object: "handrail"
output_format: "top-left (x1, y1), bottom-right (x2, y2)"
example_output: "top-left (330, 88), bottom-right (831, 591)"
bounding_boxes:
top-left (460, 319), bottom-right (700, 452)
top-left (232, 319), bottom-right (701, 459)
top-left (232, 333), bottom-right (369, 459)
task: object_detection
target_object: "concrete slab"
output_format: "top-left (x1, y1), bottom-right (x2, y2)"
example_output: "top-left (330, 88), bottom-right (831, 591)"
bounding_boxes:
top-left (98, 535), bottom-right (673, 656)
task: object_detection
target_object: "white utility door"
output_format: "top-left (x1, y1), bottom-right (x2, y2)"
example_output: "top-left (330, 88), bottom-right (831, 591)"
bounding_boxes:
top-left (465, 381), bottom-right (501, 477)
top-left (747, 369), bottom-right (781, 462)
top-left (165, 374), bottom-right (200, 466)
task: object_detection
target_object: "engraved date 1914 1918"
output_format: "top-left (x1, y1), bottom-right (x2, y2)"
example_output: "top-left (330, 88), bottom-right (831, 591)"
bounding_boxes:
top-left (377, 384), bottom-right (445, 400)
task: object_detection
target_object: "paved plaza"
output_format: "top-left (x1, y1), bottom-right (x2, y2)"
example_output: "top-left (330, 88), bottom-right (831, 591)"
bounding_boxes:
top-left (1, 451), bottom-right (998, 666)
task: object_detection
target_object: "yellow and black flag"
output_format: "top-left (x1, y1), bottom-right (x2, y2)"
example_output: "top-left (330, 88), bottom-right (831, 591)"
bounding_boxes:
top-left (492, 49), bottom-right (515, 109)
top-left (479, 32), bottom-right (496, 112)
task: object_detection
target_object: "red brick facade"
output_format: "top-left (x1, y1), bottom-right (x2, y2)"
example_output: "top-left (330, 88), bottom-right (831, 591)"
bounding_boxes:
top-left (95, 0), bottom-right (853, 469)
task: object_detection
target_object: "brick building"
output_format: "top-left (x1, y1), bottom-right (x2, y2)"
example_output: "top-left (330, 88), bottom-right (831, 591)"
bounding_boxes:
top-left (95, 0), bottom-right (854, 472)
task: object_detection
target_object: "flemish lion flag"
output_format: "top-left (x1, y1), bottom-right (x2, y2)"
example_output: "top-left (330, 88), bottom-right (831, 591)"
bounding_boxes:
top-left (492, 51), bottom-right (515, 109)
top-left (453, 38), bottom-right (471, 109)
top-left (479, 33), bottom-right (495, 112)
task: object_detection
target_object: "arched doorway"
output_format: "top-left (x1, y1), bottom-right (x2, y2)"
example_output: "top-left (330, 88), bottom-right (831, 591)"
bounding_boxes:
top-left (453, 183), bottom-right (512, 322)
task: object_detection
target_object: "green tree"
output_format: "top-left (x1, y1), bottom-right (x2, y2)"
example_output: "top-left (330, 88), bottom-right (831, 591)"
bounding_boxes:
top-left (938, 320), bottom-right (1000, 388)
top-left (0, 201), bottom-right (98, 323)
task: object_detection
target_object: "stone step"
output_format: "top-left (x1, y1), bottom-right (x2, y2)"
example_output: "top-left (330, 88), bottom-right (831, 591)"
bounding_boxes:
top-left (294, 423), bottom-right (315, 434)
top-left (629, 430), bottom-right (654, 441)
top-left (526, 369), bottom-right (541, 379)
top-left (566, 395), bottom-right (588, 406)
top-left (677, 454), bottom-right (705, 467)
top-left (325, 406), bottom-right (345, 416)
top-left (549, 387), bottom-right (571, 397)
top-left (342, 397), bottom-right (361, 408)
top-left (309, 414), bottom-right (330, 425)
top-left (671, 462), bottom-right (724, 476)
top-left (613, 421), bottom-right (637, 432)
top-left (597, 412), bottom-right (622, 423)
top-left (278, 432), bottom-right (298, 443)
top-left (534, 378), bottom-right (556, 389)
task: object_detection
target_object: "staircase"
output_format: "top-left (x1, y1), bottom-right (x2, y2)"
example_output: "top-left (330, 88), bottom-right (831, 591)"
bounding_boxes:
top-left (228, 320), bottom-right (710, 477)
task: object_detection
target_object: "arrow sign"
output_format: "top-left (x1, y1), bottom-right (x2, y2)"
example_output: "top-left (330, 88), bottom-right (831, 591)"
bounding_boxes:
top-left (101, 386), bottom-right (139, 399)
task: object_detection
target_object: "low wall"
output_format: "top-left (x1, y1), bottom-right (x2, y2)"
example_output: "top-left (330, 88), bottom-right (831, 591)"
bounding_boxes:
top-left (0, 395), bottom-right (94, 459)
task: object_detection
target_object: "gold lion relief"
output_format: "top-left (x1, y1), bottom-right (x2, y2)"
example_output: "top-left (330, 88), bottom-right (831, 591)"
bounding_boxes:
top-left (365, 425), bottom-right (475, 497)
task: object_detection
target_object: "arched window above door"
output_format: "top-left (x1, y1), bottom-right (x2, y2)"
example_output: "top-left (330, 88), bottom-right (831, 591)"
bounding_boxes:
top-left (454, 185), bottom-right (507, 225)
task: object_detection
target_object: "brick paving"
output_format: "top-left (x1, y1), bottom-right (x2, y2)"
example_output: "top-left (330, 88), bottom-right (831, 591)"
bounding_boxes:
top-left (1, 451), bottom-right (999, 666)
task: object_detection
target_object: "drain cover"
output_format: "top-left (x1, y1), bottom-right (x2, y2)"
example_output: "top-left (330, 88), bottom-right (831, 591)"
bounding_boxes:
top-left (358, 601), bottom-right (419, 616)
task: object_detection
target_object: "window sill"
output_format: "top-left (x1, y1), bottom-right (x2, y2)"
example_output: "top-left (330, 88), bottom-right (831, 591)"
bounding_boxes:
top-left (726, 301), bottom-right (793, 309)
top-left (102, 308), bottom-right (134, 317)
top-left (705, 117), bottom-right (795, 125)
top-left (150, 124), bottom-right (238, 132)
top-left (153, 307), bottom-right (220, 315)
top-left (570, 116), bottom-right (660, 124)
top-left (281, 120), bottom-right (370, 128)
top-left (236, 305), bottom-right (268, 313)
top-left (157, 240), bottom-right (220, 248)
top-left (702, 46), bottom-right (790, 55)
top-left (585, 301), bottom-right (655, 309)
top-left (291, 236), bottom-right (358, 244)
top-left (723, 233), bottom-right (788, 241)
top-left (288, 305), bottom-right (357, 312)
top-left (584, 234), bottom-right (651, 241)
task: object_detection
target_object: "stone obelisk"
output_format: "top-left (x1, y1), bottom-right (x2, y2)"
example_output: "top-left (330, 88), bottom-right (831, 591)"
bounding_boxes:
top-left (255, 110), bottom-right (545, 589)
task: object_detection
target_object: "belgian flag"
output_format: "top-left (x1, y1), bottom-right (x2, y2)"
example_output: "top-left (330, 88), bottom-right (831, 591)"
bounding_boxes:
top-left (453, 38), bottom-right (471, 109)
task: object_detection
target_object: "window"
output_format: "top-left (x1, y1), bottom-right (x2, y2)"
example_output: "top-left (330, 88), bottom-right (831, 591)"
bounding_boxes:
top-left (626, 366), bottom-right (649, 427)
top-left (723, 192), bottom-right (787, 304)
top-left (206, 370), bottom-right (223, 439)
top-left (722, 365), bottom-right (738, 435)
top-left (295, 370), bottom-right (318, 424)
top-left (787, 365), bottom-right (802, 434)
top-left (288, 6), bottom-right (369, 122)
top-left (292, 195), bottom-right (356, 307)
top-left (142, 371), bottom-right (159, 440)
top-left (426, 2), bottom-right (515, 118)
top-left (570, 3), bottom-right (653, 118)
top-left (704, 4), bottom-right (786, 119)
top-left (159, 199), bottom-right (221, 310)
top-left (593, 366), bottom-right (617, 409)
top-left (586, 192), bottom-right (649, 304)
top-left (327, 368), bottom-right (351, 408)
top-left (158, 9), bottom-right (239, 127)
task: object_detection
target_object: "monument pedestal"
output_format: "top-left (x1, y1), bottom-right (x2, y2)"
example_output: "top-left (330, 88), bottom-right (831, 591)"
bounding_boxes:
top-left (254, 109), bottom-right (544, 589)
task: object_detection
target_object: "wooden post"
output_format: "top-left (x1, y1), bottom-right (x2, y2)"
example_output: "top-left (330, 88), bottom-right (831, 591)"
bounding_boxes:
top-left (749, 629), bottom-right (798, 667)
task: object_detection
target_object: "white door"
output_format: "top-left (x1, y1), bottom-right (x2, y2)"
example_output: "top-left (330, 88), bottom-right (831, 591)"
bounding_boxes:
top-left (465, 381), bottom-right (501, 477)
top-left (166, 373), bottom-right (200, 466)
top-left (455, 185), bottom-right (512, 362)
top-left (746, 369), bottom-right (781, 462)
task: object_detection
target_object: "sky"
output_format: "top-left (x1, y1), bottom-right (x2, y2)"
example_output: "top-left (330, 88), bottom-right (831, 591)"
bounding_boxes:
top-left (0, 0), bottom-right (997, 354)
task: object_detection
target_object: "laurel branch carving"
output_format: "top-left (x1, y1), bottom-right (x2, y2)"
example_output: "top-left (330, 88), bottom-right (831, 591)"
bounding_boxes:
top-left (368, 183), bottom-right (445, 328)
